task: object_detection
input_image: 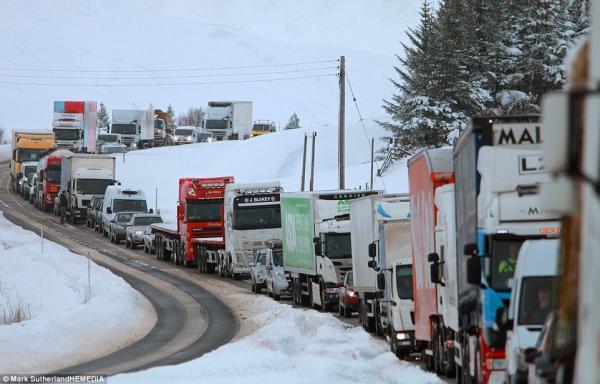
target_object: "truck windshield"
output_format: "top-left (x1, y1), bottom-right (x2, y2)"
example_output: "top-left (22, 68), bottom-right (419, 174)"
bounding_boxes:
top-left (396, 265), bottom-right (414, 300)
top-left (98, 134), bottom-right (118, 143)
top-left (116, 213), bottom-right (134, 223)
top-left (324, 233), bottom-right (351, 259)
top-left (186, 200), bottom-right (222, 222)
top-left (518, 276), bottom-right (557, 326)
top-left (272, 250), bottom-right (283, 267)
top-left (47, 166), bottom-right (61, 182)
top-left (154, 120), bottom-right (165, 130)
top-left (490, 239), bottom-right (524, 291)
top-left (205, 120), bottom-right (228, 130)
top-left (133, 216), bottom-right (163, 226)
top-left (111, 123), bottom-right (137, 134)
top-left (54, 129), bottom-right (80, 141)
top-left (175, 129), bottom-right (194, 136)
top-left (24, 166), bottom-right (37, 178)
top-left (19, 149), bottom-right (46, 162)
top-left (233, 205), bottom-right (281, 230)
top-left (76, 179), bottom-right (114, 195)
top-left (252, 124), bottom-right (272, 131)
top-left (113, 199), bottom-right (147, 213)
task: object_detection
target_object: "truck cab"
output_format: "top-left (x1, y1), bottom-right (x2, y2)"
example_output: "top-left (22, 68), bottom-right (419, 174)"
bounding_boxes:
top-left (224, 181), bottom-right (282, 278)
top-left (251, 120), bottom-right (276, 137)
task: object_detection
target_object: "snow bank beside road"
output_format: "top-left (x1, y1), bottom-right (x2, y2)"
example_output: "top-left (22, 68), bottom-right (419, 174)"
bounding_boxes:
top-left (0, 213), bottom-right (156, 373)
top-left (114, 294), bottom-right (439, 384)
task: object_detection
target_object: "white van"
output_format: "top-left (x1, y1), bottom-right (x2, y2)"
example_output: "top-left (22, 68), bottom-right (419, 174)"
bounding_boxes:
top-left (101, 186), bottom-right (149, 237)
top-left (504, 239), bottom-right (559, 384)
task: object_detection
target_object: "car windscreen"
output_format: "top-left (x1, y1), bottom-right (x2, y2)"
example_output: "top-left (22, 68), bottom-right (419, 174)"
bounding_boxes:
top-left (518, 276), bottom-right (557, 326)
top-left (324, 233), bottom-right (351, 259)
top-left (76, 179), bottom-right (114, 195)
top-left (396, 265), bottom-right (414, 300)
top-left (186, 200), bottom-right (222, 222)
top-left (175, 129), bottom-right (194, 136)
top-left (133, 217), bottom-right (163, 226)
top-left (116, 213), bottom-right (134, 223)
top-left (490, 239), bottom-right (524, 291)
top-left (272, 250), bottom-right (283, 267)
top-left (113, 199), bottom-right (147, 213)
top-left (47, 166), bottom-right (61, 182)
top-left (233, 204), bottom-right (281, 230)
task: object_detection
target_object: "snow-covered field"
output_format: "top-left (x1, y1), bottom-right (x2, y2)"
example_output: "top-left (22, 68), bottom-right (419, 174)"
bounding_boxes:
top-left (115, 121), bottom-right (408, 222)
top-left (0, 213), bottom-right (155, 373)
top-left (113, 294), bottom-right (440, 384)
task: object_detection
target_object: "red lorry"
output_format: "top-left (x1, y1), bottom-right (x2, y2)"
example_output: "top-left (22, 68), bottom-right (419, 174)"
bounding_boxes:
top-left (151, 176), bottom-right (235, 272)
top-left (35, 150), bottom-right (67, 212)
top-left (407, 148), bottom-right (454, 368)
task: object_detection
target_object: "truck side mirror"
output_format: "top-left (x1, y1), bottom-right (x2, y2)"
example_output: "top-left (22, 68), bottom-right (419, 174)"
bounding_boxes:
top-left (524, 348), bottom-right (541, 364)
top-left (313, 237), bottom-right (322, 256)
top-left (495, 306), bottom-right (513, 331)
top-left (428, 253), bottom-right (439, 263)
top-left (376, 273), bottom-right (385, 291)
top-left (466, 255), bottom-right (481, 286)
top-left (430, 263), bottom-right (442, 285)
top-left (368, 259), bottom-right (379, 271)
top-left (149, 209), bottom-right (153, 214)
top-left (107, 207), bottom-right (112, 214)
top-left (368, 242), bottom-right (377, 258)
top-left (464, 243), bottom-right (478, 257)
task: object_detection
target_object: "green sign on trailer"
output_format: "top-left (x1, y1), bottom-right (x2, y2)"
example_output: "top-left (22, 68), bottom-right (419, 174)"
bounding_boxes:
top-left (281, 195), bottom-right (316, 275)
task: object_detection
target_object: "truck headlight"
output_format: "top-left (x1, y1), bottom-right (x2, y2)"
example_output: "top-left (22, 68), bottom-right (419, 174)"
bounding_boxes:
top-left (396, 332), bottom-right (410, 341)
top-left (275, 271), bottom-right (285, 280)
top-left (135, 230), bottom-right (143, 235)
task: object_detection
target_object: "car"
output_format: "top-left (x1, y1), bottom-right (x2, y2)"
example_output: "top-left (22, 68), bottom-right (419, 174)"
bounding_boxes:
top-left (143, 227), bottom-right (156, 254)
top-left (264, 241), bottom-right (291, 301)
top-left (173, 127), bottom-right (197, 145)
top-left (92, 198), bottom-right (105, 231)
top-left (338, 271), bottom-right (358, 318)
top-left (96, 133), bottom-right (126, 154)
top-left (86, 197), bottom-right (103, 229)
top-left (109, 211), bottom-right (135, 244)
top-left (524, 313), bottom-right (558, 384)
top-left (125, 213), bottom-right (163, 249)
top-left (28, 174), bottom-right (38, 204)
top-left (250, 249), bottom-right (268, 294)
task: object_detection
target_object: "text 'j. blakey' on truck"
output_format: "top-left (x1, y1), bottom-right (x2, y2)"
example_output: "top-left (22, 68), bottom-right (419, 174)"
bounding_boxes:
top-left (1, 1), bottom-right (599, 384)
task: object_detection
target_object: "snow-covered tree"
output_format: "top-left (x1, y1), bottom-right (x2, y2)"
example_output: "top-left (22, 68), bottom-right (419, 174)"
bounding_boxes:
top-left (167, 104), bottom-right (175, 122)
top-left (285, 113), bottom-right (300, 130)
top-left (96, 102), bottom-right (110, 133)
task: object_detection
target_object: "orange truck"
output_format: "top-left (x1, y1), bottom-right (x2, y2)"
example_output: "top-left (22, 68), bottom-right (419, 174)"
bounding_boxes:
top-left (10, 131), bottom-right (55, 193)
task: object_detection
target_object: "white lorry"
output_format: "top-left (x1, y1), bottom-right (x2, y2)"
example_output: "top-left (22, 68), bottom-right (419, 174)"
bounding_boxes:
top-left (110, 108), bottom-right (154, 148)
top-left (204, 101), bottom-right (253, 141)
top-left (222, 181), bottom-right (282, 279)
top-left (281, 190), bottom-right (379, 311)
top-left (350, 195), bottom-right (415, 355)
top-left (60, 153), bottom-right (116, 224)
top-left (52, 101), bottom-right (97, 152)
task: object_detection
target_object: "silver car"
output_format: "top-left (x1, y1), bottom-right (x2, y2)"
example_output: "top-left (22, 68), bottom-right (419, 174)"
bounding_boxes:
top-left (143, 227), bottom-right (156, 254)
top-left (109, 211), bottom-right (136, 244)
top-left (125, 213), bottom-right (163, 249)
top-left (264, 244), bottom-right (291, 300)
top-left (250, 250), bottom-right (268, 294)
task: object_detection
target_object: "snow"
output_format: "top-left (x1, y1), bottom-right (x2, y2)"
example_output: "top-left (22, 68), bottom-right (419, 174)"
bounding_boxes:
top-left (0, 1), bottom-right (423, 131)
top-left (0, 213), bottom-right (155, 373)
top-left (115, 121), bottom-right (408, 223)
top-left (113, 294), bottom-right (440, 384)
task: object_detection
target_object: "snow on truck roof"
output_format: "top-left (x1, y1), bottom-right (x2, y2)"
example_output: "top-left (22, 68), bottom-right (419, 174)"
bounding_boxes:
top-left (407, 147), bottom-right (453, 173)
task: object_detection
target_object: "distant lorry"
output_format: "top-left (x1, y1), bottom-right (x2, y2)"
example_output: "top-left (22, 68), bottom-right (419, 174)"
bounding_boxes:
top-left (110, 108), bottom-right (154, 148)
top-left (222, 181), bottom-right (283, 278)
top-left (281, 190), bottom-right (379, 311)
top-left (407, 148), bottom-right (455, 373)
top-left (60, 153), bottom-right (116, 224)
top-left (35, 150), bottom-right (70, 212)
top-left (452, 116), bottom-right (560, 383)
top-left (10, 131), bottom-right (55, 193)
top-left (152, 177), bottom-right (235, 271)
top-left (52, 101), bottom-right (97, 152)
top-left (205, 101), bottom-right (252, 140)
top-left (153, 109), bottom-right (172, 146)
top-left (351, 194), bottom-right (415, 357)
top-left (251, 120), bottom-right (276, 137)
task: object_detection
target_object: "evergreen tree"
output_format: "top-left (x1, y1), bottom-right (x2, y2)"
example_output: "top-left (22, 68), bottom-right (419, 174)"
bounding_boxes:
top-left (285, 113), bottom-right (300, 130)
top-left (96, 102), bottom-right (110, 133)
top-left (380, 1), bottom-right (461, 152)
top-left (167, 104), bottom-right (175, 122)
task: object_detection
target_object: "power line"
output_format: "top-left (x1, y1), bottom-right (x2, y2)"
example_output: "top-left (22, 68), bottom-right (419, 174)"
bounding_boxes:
top-left (0, 66), bottom-right (338, 80)
top-left (0, 73), bottom-right (338, 87)
top-left (0, 59), bottom-right (339, 73)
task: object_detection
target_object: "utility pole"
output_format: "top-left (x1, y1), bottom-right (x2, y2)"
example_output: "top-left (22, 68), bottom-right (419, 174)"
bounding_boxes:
top-left (370, 137), bottom-right (374, 190)
top-left (310, 132), bottom-right (317, 191)
top-left (301, 133), bottom-right (308, 191)
top-left (338, 55), bottom-right (346, 190)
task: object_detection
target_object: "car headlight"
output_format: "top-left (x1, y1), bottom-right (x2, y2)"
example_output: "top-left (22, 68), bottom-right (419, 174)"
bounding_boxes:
top-left (275, 271), bottom-right (285, 279)
top-left (187, 136), bottom-right (192, 141)
top-left (396, 332), bottom-right (410, 341)
top-left (135, 230), bottom-right (143, 235)
top-left (347, 290), bottom-right (355, 297)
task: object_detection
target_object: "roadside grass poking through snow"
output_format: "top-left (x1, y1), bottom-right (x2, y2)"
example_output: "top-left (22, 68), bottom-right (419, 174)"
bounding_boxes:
top-left (0, 280), bottom-right (32, 325)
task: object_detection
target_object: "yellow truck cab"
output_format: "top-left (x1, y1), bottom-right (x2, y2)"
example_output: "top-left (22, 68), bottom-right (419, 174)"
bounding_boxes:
top-left (250, 121), bottom-right (276, 137)
top-left (10, 131), bottom-right (55, 192)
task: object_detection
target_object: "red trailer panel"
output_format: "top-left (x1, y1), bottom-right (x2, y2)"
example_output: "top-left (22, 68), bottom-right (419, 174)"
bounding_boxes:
top-left (64, 101), bottom-right (85, 113)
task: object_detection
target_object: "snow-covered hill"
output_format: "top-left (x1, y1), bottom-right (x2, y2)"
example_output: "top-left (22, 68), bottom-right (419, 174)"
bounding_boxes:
top-left (0, 1), bottom-right (421, 131)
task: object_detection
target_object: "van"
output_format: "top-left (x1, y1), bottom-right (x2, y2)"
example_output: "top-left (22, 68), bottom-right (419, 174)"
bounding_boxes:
top-left (101, 185), bottom-right (149, 237)
top-left (503, 239), bottom-right (559, 384)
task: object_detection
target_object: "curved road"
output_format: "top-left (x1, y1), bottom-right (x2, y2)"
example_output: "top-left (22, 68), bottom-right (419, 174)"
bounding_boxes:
top-left (0, 165), bottom-right (238, 374)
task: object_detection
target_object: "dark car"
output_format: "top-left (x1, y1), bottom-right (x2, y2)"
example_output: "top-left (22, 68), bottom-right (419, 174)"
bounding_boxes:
top-left (86, 197), bottom-right (103, 229)
top-left (338, 271), bottom-right (359, 318)
top-left (109, 211), bottom-right (135, 244)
